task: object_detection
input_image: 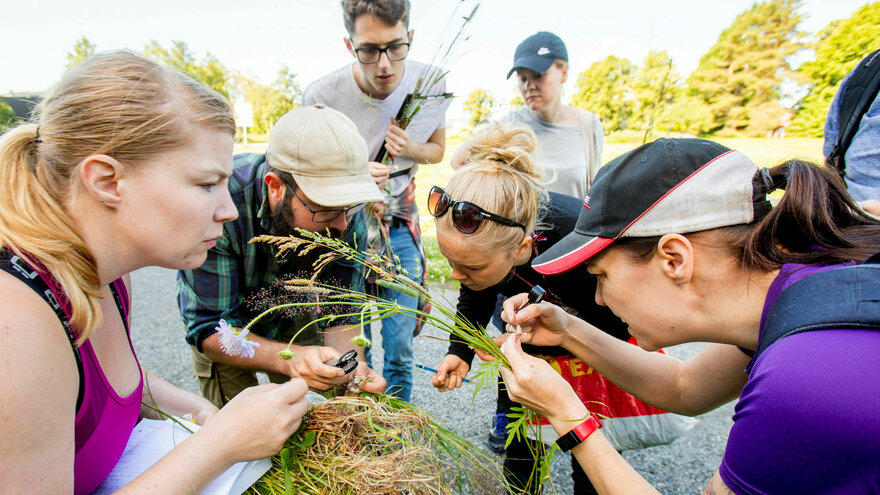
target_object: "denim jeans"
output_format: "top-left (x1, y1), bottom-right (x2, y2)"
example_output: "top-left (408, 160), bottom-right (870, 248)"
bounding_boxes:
top-left (364, 226), bottom-right (420, 401)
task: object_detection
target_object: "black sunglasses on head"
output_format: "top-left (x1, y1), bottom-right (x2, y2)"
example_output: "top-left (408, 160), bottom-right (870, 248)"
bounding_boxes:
top-left (427, 185), bottom-right (526, 234)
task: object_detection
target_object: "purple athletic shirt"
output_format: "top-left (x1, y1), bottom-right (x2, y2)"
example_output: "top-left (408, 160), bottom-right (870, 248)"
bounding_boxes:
top-left (33, 264), bottom-right (144, 495)
top-left (719, 263), bottom-right (880, 494)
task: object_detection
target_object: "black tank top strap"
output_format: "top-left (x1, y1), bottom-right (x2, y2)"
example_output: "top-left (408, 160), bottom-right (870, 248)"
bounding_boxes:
top-left (108, 278), bottom-right (130, 335)
top-left (0, 248), bottom-right (85, 410)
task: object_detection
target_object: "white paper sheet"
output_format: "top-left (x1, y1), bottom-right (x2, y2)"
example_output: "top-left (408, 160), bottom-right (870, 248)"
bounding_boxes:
top-left (92, 418), bottom-right (270, 494)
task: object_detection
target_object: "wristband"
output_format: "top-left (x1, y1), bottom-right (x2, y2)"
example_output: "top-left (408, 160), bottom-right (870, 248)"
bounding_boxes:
top-left (554, 415), bottom-right (602, 452)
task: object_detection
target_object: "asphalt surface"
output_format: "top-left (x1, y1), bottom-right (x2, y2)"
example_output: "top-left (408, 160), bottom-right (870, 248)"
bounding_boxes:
top-left (131, 266), bottom-right (735, 494)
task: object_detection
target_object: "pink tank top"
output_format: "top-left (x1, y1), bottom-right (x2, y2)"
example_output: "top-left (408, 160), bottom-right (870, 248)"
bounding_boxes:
top-left (0, 251), bottom-right (144, 494)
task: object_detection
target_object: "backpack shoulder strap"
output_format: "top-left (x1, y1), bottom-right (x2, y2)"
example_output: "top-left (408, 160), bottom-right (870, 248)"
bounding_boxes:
top-left (828, 49), bottom-right (880, 176)
top-left (754, 255), bottom-right (880, 362)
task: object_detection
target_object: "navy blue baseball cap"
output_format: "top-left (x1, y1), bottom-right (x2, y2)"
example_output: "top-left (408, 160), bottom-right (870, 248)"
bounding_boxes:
top-left (507, 31), bottom-right (568, 79)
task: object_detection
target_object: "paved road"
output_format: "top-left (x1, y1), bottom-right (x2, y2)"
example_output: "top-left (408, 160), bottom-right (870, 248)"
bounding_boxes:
top-left (130, 266), bottom-right (734, 494)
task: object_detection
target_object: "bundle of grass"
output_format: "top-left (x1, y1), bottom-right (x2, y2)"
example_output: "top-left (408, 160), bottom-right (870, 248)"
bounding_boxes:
top-left (248, 394), bottom-right (505, 495)
top-left (233, 229), bottom-right (557, 490)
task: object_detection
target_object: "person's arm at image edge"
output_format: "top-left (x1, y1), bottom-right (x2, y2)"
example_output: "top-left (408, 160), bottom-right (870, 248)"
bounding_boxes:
top-left (0, 280), bottom-right (80, 492)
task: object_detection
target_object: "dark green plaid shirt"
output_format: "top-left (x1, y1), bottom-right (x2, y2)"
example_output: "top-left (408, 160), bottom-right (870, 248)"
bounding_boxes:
top-left (177, 153), bottom-right (364, 351)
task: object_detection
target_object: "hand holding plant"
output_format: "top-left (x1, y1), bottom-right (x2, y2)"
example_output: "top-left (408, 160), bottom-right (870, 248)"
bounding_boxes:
top-left (499, 334), bottom-right (590, 431)
top-left (501, 292), bottom-right (574, 348)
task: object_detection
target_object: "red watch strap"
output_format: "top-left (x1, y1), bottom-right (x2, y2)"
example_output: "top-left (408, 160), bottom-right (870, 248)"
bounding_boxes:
top-left (554, 415), bottom-right (602, 452)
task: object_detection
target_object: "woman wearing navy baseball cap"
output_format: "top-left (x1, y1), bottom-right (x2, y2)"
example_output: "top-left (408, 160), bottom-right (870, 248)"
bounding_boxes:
top-left (453, 31), bottom-right (603, 202)
top-left (499, 138), bottom-right (880, 493)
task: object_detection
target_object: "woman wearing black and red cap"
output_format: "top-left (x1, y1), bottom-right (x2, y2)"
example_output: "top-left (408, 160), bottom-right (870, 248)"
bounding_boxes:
top-left (501, 138), bottom-right (880, 493)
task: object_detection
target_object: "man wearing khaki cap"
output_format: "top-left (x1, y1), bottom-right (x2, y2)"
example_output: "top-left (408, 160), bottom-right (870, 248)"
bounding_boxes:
top-left (177, 104), bottom-right (387, 407)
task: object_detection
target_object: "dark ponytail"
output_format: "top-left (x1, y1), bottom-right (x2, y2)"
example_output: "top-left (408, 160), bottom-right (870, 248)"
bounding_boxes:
top-left (744, 159), bottom-right (880, 269)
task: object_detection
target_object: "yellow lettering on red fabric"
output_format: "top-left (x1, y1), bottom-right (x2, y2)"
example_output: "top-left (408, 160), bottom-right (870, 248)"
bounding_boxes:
top-left (569, 358), bottom-right (587, 376)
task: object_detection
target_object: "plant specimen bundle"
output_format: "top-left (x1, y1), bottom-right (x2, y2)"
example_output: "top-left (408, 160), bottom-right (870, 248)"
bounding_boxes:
top-left (248, 394), bottom-right (504, 495)
top-left (235, 229), bottom-right (556, 491)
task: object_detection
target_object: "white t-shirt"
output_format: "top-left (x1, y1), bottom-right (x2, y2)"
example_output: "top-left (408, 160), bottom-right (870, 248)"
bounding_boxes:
top-left (303, 60), bottom-right (450, 199)
top-left (504, 106), bottom-right (604, 200)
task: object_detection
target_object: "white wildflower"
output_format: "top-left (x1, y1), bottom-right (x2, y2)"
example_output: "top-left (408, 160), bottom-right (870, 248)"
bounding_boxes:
top-left (348, 375), bottom-right (371, 394)
top-left (215, 319), bottom-right (260, 358)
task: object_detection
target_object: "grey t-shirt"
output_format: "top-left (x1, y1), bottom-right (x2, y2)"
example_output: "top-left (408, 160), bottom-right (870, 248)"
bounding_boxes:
top-left (823, 66), bottom-right (880, 202)
top-left (303, 60), bottom-right (450, 202)
top-left (504, 106), bottom-right (604, 200)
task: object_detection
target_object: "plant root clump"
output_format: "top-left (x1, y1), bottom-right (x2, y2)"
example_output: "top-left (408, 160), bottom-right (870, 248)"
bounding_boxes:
top-left (249, 395), bottom-right (502, 495)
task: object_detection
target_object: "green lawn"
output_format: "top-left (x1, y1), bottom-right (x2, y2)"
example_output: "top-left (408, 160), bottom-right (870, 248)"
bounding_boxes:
top-left (235, 136), bottom-right (824, 285)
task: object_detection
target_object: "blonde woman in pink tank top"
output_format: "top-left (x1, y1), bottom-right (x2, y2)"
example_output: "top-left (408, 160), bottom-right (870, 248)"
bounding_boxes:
top-left (0, 51), bottom-right (310, 494)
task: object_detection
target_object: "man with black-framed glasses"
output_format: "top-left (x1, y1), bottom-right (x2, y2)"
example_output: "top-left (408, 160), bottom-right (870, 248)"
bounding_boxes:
top-left (302, 0), bottom-right (451, 402)
top-left (177, 105), bottom-right (388, 407)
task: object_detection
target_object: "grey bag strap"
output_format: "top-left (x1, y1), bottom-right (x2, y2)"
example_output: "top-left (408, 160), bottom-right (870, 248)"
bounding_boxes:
top-left (579, 110), bottom-right (600, 191)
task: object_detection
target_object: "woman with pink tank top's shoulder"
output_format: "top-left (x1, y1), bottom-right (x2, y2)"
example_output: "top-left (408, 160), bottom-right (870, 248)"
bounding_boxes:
top-left (0, 51), bottom-right (309, 494)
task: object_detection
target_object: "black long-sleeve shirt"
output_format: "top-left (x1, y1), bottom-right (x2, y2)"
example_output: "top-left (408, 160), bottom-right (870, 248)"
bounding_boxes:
top-left (447, 192), bottom-right (630, 366)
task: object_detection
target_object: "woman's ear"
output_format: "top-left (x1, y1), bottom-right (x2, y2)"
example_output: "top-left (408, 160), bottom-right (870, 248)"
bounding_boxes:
top-left (513, 234), bottom-right (533, 264)
top-left (655, 234), bottom-right (694, 284)
top-left (264, 172), bottom-right (286, 207)
top-left (78, 154), bottom-right (123, 205)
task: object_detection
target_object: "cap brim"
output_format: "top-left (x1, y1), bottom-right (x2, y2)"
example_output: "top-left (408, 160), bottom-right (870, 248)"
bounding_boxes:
top-left (506, 55), bottom-right (555, 79)
top-left (532, 232), bottom-right (615, 275)
top-left (293, 173), bottom-right (384, 207)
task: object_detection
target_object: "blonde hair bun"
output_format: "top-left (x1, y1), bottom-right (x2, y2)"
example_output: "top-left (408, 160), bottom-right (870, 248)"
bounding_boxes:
top-left (463, 122), bottom-right (542, 180)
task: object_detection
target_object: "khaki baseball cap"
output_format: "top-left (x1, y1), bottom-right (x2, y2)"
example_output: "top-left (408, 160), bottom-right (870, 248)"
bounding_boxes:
top-left (266, 104), bottom-right (384, 207)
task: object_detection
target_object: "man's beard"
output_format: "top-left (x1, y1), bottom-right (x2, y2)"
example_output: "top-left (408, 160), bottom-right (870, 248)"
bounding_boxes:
top-left (270, 188), bottom-right (344, 276)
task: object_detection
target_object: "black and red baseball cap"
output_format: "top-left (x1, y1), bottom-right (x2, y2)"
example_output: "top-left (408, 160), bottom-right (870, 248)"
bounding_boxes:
top-left (532, 138), bottom-right (772, 275)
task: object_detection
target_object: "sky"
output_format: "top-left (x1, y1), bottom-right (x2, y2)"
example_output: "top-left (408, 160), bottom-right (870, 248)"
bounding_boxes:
top-left (1, 0), bottom-right (872, 122)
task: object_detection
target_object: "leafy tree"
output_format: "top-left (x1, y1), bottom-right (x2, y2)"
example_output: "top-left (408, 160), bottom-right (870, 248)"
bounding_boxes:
top-left (571, 55), bottom-right (635, 132)
top-left (659, 96), bottom-right (715, 135)
top-left (66, 36), bottom-right (96, 70)
top-left (259, 67), bottom-right (301, 133)
top-left (231, 67), bottom-right (301, 134)
top-left (0, 99), bottom-right (14, 131)
top-left (789, 2), bottom-right (880, 136)
top-left (143, 40), bottom-right (230, 97)
top-left (509, 95), bottom-right (524, 109)
top-left (686, 0), bottom-right (806, 136)
top-left (630, 51), bottom-right (681, 139)
top-left (463, 88), bottom-right (495, 128)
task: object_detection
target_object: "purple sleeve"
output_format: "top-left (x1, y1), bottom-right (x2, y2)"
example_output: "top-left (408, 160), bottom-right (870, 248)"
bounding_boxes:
top-left (719, 329), bottom-right (880, 493)
top-left (719, 263), bottom-right (880, 493)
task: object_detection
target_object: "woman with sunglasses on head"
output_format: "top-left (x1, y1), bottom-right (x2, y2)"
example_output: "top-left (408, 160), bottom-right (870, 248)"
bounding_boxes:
top-left (0, 51), bottom-right (309, 494)
top-left (499, 139), bottom-right (880, 494)
top-left (429, 122), bottom-right (629, 494)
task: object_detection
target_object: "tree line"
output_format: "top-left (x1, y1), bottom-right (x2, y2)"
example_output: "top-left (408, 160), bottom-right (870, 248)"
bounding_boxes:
top-left (10, 0), bottom-right (880, 138)
top-left (65, 38), bottom-right (300, 135)
top-left (465, 0), bottom-right (879, 138)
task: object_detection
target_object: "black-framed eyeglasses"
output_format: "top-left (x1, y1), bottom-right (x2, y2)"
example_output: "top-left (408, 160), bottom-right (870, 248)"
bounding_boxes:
top-left (287, 183), bottom-right (365, 223)
top-left (428, 185), bottom-right (526, 234)
top-left (349, 40), bottom-right (411, 64)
